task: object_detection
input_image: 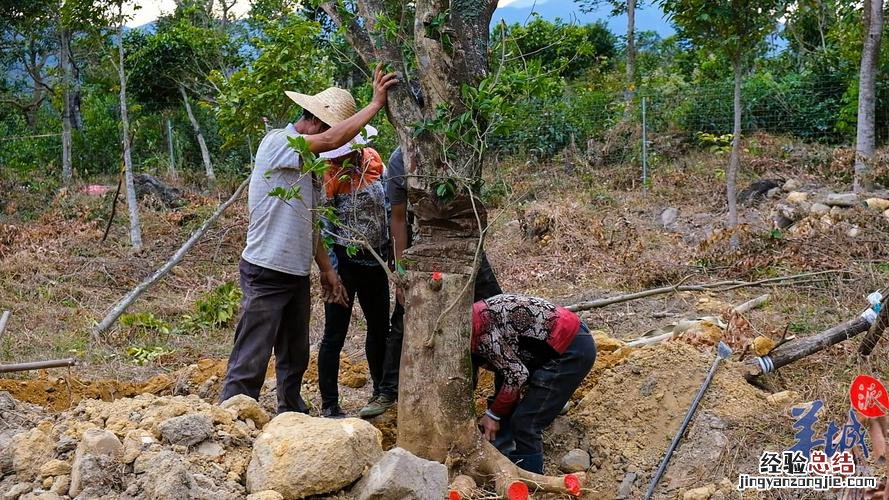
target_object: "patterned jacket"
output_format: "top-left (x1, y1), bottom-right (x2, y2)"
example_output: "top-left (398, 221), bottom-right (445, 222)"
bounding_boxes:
top-left (471, 294), bottom-right (582, 417)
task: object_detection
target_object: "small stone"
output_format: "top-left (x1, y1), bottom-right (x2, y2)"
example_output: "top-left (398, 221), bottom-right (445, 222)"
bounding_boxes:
top-left (50, 475), bottom-right (69, 495)
top-left (660, 207), bottom-right (679, 227)
top-left (683, 484), bottom-right (717, 500)
top-left (21, 493), bottom-right (62, 500)
top-left (246, 492), bottom-right (284, 500)
top-left (39, 459), bottom-right (70, 477)
top-left (42, 477), bottom-right (53, 489)
top-left (158, 414), bottom-right (214, 447)
top-left (785, 191), bottom-right (808, 204)
top-left (783, 179), bottom-right (801, 191)
top-left (220, 395), bottom-right (270, 428)
top-left (122, 429), bottom-right (155, 464)
top-left (195, 440), bottom-right (225, 458)
top-left (767, 391), bottom-right (799, 405)
top-left (809, 203), bottom-right (830, 215)
top-left (884, 209), bottom-right (889, 221)
top-left (825, 192), bottom-right (859, 207)
top-left (69, 428), bottom-right (123, 497)
top-left (766, 187), bottom-right (782, 198)
top-left (866, 198), bottom-right (889, 211)
top-left (847, 226), bottom-right (861, 238)
top-left (559, 449), bottom-right (591, 473)
top-left (2, 483), bottom-right (31, 500)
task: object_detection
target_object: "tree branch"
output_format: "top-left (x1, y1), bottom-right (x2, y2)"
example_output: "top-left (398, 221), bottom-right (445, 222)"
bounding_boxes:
top-left (320, 2), bottom-right (376, 65)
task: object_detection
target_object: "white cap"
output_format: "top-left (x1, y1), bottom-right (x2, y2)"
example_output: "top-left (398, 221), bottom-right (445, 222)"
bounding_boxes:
top-left (319, 125), bottom-right (378, 159)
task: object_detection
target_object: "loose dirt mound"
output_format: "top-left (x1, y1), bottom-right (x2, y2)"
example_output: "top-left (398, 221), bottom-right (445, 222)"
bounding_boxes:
top-left (571, 341), bottom-right (778, 498)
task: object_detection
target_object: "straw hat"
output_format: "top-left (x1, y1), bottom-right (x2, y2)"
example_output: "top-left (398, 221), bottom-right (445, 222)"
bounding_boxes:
top-left (319, 125), bottom-right (378, 160)
top-left (285, 87), bottom-right (357, 127)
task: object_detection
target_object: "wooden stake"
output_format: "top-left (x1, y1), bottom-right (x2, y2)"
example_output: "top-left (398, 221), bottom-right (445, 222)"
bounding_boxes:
top-left (0, 310), bottom-right (10, 338)
top-left (859, 294), bottom-right (889, 356)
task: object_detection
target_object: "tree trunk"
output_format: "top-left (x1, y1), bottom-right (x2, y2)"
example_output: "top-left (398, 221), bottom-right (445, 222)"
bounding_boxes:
top-left (60, 27), bottom-right (74, 184)
top-left (320, 1), bottom-right (583, 494)
top-left (854, 0), bottom-right (883, 193)
top-left (180, 85), bottom-right (216, 183)
top-left (727, 58), bottom-right (742, 249)
top-left (625, 0), bottom-right (636, 102)
top-left (118, 21), bottom-right (143, 251)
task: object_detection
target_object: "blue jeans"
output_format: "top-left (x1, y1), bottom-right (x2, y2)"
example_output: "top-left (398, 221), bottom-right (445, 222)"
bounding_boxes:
top-left (492, 323), bottom-right (596, 473)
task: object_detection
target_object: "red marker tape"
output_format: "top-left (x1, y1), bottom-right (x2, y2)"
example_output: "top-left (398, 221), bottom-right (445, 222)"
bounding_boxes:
top-left (565, 474), bottom-right (581, 496)
top-left (448, 490), bottom-right (461, 500)
top-left (431, 271), bottom-right (442, 281)
top-left (507, 481), bottom-right (529, 500)
top-left (850, 374), bottom-right (889, 417)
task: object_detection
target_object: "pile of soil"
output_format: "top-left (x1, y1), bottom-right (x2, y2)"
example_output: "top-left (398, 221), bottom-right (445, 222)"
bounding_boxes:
top-left (568, 340), bottom-right (782, 498)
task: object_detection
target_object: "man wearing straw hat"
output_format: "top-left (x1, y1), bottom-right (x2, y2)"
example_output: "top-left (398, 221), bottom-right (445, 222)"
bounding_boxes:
top-left (220, 65), bottom-right (398, 414)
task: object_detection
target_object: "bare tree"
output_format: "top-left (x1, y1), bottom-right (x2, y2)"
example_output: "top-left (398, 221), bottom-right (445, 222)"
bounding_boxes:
top-left (115, 10), bottom-right (142, 251)
top-left (180, 85), bottom-right (216, 183)
top-left (854, 0), bottom-right (884, 193)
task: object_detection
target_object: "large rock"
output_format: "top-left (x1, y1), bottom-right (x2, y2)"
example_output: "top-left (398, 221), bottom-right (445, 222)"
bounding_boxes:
top-left (825, 192), bottom-right (859, 207)
top-left (220, 395), bottom-right (270, 428)
top-left (559, 449), bottom-right (591, 473)
top-left (158, 414), bottom-right (214, 447)
top-left (247, 412), bottom-right (383, 499)
top-left (350, 447), bottom-right (447, 500)
top-left (782, 179), bottom-right (801, 192)
top-left (69, 428), bottom-right (123, 497)
top-left (9, 422), bottom-right (55, 481)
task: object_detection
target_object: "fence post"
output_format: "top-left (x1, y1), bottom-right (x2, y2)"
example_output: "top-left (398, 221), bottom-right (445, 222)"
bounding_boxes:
top-left (641, 95), bottom-right (649, 189)
top-left (166, 118), bottom-right (177, 179)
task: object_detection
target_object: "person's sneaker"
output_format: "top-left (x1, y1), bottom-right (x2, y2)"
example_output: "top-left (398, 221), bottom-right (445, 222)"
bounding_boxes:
top-left (358, 394), bottom-right (396, 418)
top-left (320, 405), bottom-right (347, 419)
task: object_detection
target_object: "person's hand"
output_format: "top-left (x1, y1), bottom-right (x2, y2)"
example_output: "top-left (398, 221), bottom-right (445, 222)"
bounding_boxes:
top-left (370, 63), bottom-right (399, 108)
top-left (320, 270), bottom-right (348, 306)
top-left (478, 414), bottom-right (499, 442)
top-left (395, 286), bottom-right (405, 306)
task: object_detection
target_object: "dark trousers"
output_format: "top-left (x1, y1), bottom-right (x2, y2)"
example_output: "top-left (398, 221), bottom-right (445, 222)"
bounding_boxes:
top-left (382, 252), bottom-right (502, 398)
top-left (492, 324), bottom-right (596, 473)
top-left (220, 258), bottom-right (311, 414)
top-left (318, 256), bottom-right (390, 409)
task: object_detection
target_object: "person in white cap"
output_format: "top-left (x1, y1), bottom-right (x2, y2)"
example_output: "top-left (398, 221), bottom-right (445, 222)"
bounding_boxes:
top-left (220, 65), bottom-right (398, 414)
top-left (314, 127), bottom-right (393, 418)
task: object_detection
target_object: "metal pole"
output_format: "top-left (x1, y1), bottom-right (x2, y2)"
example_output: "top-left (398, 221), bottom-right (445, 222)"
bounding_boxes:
top-left (0, 358), bottom-right (77, 374)
top-left (166, 117), bottom-right (177, 178)
top-left (641, 96), bottom-right (648, 188)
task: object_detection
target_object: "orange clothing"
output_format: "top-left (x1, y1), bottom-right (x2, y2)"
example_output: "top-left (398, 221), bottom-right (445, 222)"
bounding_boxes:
top-left (323, 148), bottom-right (384, 199)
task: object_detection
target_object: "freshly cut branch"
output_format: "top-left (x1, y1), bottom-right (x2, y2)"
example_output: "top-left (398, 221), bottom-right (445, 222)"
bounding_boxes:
top-left (744, 316), bottom-right (871, 378)
top-left (93, 180), bottom-right (248, 337)
top-left (0, 358), bottom-right (76, 374)
top-left (565, 271), bottom-right (842, 313)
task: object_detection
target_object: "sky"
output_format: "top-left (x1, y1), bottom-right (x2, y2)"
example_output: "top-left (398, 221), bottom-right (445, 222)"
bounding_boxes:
top-left (125, 0), bottom-right (674, 38)
top-left (128, 0), bottom-right (595, 27)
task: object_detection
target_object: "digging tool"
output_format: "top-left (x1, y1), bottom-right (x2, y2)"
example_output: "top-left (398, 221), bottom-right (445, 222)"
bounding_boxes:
top-left (643, 341), bottom-right (733, 500)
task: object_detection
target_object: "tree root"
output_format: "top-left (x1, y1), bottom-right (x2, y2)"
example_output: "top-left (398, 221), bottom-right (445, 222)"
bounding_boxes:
top-left (449, 438), bottom-right (588, 499)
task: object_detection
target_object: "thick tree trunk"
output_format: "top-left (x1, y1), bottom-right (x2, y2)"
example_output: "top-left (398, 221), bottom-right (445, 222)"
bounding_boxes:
top-left (727, 58), bottom-right (742, 249)
top-left (854, 0), bottom-right (883, 193)
top-left (60, 27), bottom-right (73, 184)
top-left (118, 22), bottom-right (143, 251)
top-left (180, 85), bottom-right (216, 183)
top-left (625, 0), bottom-right (636, 102)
